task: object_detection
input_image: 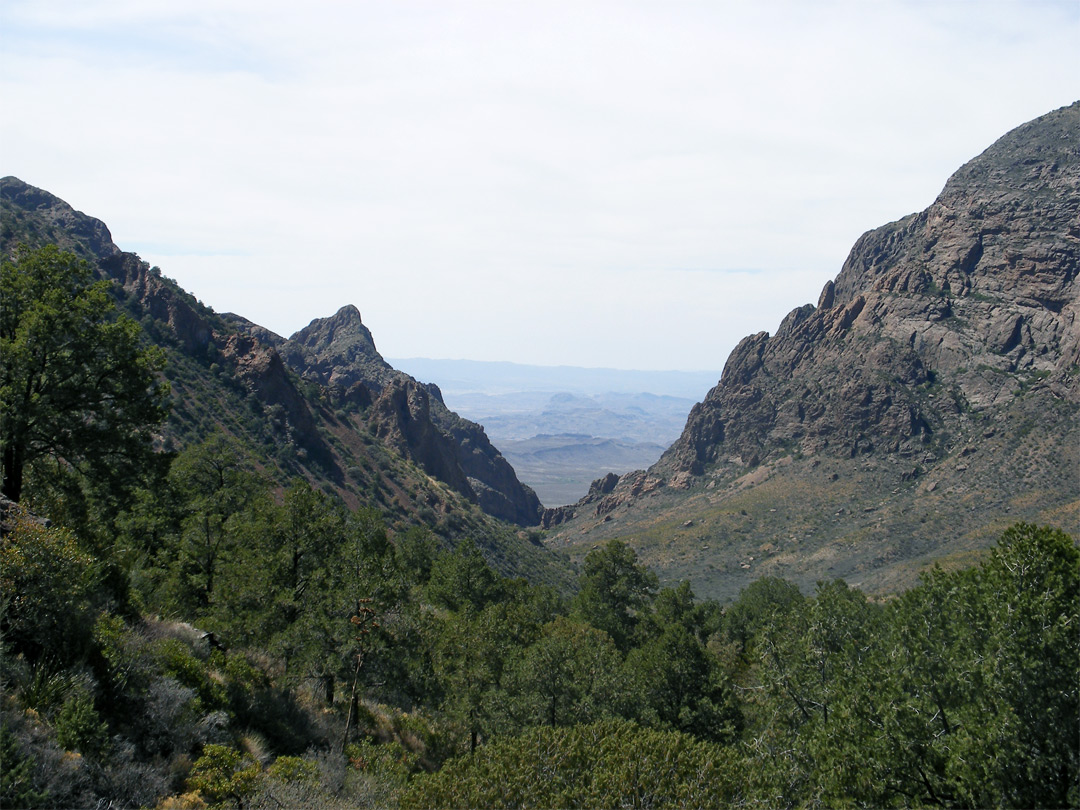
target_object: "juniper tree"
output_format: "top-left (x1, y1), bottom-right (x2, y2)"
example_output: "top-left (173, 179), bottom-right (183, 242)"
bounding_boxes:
top-left (0, 245), bottom-right (168, 504)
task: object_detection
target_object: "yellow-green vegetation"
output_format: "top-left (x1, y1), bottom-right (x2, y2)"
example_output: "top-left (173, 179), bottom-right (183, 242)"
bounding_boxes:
top-left (401, 719), bottom-right (742, 809)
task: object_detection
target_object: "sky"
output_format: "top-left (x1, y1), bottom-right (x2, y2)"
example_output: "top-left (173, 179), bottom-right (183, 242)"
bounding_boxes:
top-left (2, 1), bottom-right (1077, 371)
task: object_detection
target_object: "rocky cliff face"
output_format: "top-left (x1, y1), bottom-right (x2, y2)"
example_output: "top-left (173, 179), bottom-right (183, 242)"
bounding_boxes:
top-left (546, 103), bottom-right (1078, 598)
top-left (278, 306), bottom-right (543, 525)
top-left (1, 176), bottom-right (332, 464)
top-left (659, 101), bottom-right (1078, 479)
top-left (278, 304), bottom-right (398, 397)
top-left (1, 178), bottom-right (119, 260)
top-left (1, 176), bottom-right (541, 527)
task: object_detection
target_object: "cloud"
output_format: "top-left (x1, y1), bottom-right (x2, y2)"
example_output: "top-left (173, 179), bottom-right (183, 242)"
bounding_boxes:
top-left (2, 0), bottom-right (1077, 369)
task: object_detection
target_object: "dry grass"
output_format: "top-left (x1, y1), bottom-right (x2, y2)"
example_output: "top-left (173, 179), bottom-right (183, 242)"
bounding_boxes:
top-left (550, 397), bottom-right (1077, 602)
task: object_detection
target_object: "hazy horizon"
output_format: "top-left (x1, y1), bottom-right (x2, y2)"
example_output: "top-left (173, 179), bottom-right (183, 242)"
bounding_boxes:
top-left (388, 356), bottom-right (723, 399)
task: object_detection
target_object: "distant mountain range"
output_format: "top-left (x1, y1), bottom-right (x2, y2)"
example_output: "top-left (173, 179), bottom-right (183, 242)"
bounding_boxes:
top-left (389, 358), bottom-right (718, 506)
top-left (387, 358), bottom-right (721, 399)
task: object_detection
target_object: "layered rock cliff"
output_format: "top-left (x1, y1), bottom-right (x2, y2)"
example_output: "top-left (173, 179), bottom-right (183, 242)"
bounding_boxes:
top-left (275, 306), bottom-right (543, 525)
top-left (546, 103), bottom-right (1078, 598)
top-left (659, 101), bottom-right (1078, 479)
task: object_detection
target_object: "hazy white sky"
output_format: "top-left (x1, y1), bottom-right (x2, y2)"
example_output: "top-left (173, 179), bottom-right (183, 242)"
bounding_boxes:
top-left (2, 1), bottom-right (1077, 370)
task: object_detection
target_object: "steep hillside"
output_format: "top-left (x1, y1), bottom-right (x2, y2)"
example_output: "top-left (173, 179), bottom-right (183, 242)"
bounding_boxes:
top-left (546, 102), bottom-right (1079, 600)
top-left (234, 304), bottom-right (544, 525)
top-left (1, 177), bottom-right (567, 586)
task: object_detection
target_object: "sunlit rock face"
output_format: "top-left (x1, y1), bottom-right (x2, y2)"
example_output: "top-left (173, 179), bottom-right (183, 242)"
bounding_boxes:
top-left (659, 101), bottom-right (1078, 479)
top-left (543, 104), bottom-right (1077, 601)
top-left (281, 307), bottom-right (543, 525)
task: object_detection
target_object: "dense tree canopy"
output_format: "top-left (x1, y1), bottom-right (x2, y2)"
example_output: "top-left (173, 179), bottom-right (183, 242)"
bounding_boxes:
top-left (0, 245), bottom-right (168, 503)
top-left (3, 457), bottom-right (1076, 809)
top-left (400, 719), bottom-right (741, 810)
top-left (571, 538), bottom-right (658, 651)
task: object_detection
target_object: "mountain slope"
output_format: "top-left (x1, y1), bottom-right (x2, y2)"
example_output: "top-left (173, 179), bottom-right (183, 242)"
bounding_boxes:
top-left (546, 102), bottom-right (1079, 600)
top-left (237, 303), bottom-right (543, 525)
top-left (1, 176), bottom-right (566, 586)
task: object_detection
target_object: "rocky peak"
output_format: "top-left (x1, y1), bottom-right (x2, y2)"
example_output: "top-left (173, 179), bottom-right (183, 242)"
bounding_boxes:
top-left (294, 304), bottom-right (372, 350)
top-left (656, 102), bottom-right (1078, 482)
top-left (831, 101), bottom-right (1079, 312)
top-left (278, 306), bottom-right (542, 525)
top-left (280, 305), bottom-right (401, 396)
top-left (1, 176), bottom-right (119, 261)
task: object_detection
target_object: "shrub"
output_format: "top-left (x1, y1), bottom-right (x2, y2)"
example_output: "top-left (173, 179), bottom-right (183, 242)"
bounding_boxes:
top-left (0, 511), bottom-right (102, 664)
top-left (54, 690), bottom-right (109, 758)
top-left (186, 744), bottom-right (260, 809)
top-left (0, 722), bottom-right (49, 809)
top-left (264, 755), bottom-right (318, 784)
top-left (154, 637), bottom-right (226, 712)
top-left (401, 719), bottom-right (740, 809)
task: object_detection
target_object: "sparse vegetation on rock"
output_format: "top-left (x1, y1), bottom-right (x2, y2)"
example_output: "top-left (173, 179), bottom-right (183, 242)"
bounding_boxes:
top-left (548, 102), bottom-right (1079, 601)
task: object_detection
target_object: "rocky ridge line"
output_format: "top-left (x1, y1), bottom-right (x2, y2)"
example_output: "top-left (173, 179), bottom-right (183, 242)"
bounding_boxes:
top-left (273, 305), bottom-right (543, 525)
top-left (545, 101), bottom-right (1079, 528)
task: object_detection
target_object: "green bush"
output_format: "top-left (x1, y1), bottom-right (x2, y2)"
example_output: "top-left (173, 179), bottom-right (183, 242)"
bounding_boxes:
top-left (186, 744), bottom-right (260, 808)
top-left (154, 638), bottom-right (226, 712)
top-left (401, 719), bottom-right (740, 809)
top-left (0, 511), bottom-right (102, 665)
top-left (345, 738), bottom-right (417, 785)
top-left (264, 755), bottom-right (318, 784)
top-left (54, 690), bottom-right (110, 758)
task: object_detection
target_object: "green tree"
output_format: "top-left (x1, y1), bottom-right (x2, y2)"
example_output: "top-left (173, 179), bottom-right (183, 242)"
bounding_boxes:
top-left (723, 575), bottom-right (805, 652)
top-left (624, 622), bottom-right (741, 743)
top-left (432, 605), bottom-right (511, 753)
top-left (736, 525), bottom-right (1078, 808)
top-left (647, 580), bottom-right (723, 644)
top-left (254, 480), bottom-right (349, 670)
top-left (973, 523), bottom-right (1079, 807)
top-left (868, 524), bottom-right (1079, 808)
top-left (426, 538), bottom-right (502, 613)
top-left (394, 525), bottom-right (437, 588)
top-left (748, 579), bottom-right (883, 805)
top-left (505, 616), bottom-right (626, 729)
top-left (159, 435), bottom-right (264, 616)
top-left (1, 244), bottom-right (168, 503)
top-left (571, 539), bottom-right (657, 651)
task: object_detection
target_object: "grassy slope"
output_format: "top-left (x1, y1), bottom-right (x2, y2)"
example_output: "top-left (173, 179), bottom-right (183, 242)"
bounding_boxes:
top-left (546, 393), bottom-right (1077, 602)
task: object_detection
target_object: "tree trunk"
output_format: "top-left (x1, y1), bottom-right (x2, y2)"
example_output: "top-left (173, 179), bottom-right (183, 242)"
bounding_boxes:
top-left (323, 674), bottom-right (335, 706)
top-left (2, 441), bottom-right (23, 502)
top-left (341, 654), bottom-right (363, 752)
